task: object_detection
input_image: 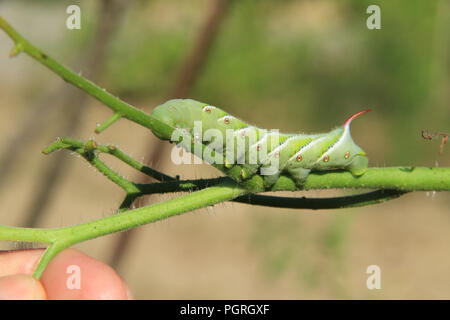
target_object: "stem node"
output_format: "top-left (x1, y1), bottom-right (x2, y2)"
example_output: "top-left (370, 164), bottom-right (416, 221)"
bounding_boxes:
top-left (8, 43), bottom-right (22, 57)
top-left (95, 112), bottom-right (122, 134)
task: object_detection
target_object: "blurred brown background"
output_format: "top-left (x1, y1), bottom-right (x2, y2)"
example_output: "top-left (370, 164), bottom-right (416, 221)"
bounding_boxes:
top-left (0, 0), bottom-right (449, 299)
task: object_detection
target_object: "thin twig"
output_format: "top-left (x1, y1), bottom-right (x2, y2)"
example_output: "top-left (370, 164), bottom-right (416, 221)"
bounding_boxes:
top-left (422, 129), bottom-right (449, 154)
top-left (0, 14), bottom-right (165, 132)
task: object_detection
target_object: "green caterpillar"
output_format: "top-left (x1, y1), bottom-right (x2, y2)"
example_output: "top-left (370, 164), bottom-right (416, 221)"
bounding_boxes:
top-left (150, 99), bottom-right (370, 190)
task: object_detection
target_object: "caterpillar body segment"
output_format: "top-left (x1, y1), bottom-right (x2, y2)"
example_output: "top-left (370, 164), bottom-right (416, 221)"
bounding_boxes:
top-left (150, 99), bottom-right (370, 189)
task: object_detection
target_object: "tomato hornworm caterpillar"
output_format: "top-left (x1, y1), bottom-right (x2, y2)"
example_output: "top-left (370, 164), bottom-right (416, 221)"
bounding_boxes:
top-left (150, 99), bottom-right (370, 190)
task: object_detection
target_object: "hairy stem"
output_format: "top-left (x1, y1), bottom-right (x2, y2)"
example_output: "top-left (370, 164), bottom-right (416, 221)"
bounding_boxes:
top-left (0, 15), bottom-right (164, 133)
top-left (42, 138), bottom-right (416, 209)
top-left (297, 167), bottom-right (449, 191)
top-left (0, 182), bottom-right (247, 278)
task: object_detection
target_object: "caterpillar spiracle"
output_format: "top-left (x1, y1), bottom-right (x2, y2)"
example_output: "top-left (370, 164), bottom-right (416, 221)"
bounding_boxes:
top-left (150, 99), bottom-right (370, 190)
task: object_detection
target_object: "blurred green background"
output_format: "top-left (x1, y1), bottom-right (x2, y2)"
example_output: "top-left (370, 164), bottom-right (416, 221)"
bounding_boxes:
top-left (0, 0), bottom-right (449, 299)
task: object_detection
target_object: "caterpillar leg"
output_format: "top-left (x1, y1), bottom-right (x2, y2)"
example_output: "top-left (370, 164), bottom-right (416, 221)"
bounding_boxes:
top-left (286, 167), bottom-right (311, 185)
top-left (347, 154), bottom-right (369, 176)
top-left (263, 172), bottom-right (281, 186)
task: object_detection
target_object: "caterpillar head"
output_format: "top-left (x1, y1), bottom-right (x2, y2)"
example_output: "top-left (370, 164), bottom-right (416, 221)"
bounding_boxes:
top-left (150, 99), bottom-right (209, 140)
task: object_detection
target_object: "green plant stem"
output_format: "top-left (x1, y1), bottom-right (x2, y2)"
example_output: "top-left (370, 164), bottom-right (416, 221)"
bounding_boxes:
top-left (98, 144), bottom-right (175, 182)
top-left (298, 167), bottom-right (450, 191)
top-left (45, 138), bottom-right (450, 194)
top-left (95, 112), bottom-right (122, 133)
top-left (42, 138), bottom-right (410, 209)
top-left (0, 16), bottom-right (170, 134)
top-left (42, 137), bottom-right (449, 213)
top-left (0, 182), bottom-right (247, 278)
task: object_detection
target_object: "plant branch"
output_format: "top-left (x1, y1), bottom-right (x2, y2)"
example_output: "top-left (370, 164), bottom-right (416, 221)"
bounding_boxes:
top-left (293, 167), bottom-right (450, 192)
top-left (0, 181), bottom-right (248, 279)
top-left (0, 15), bottom-right (167, 133)
top-left (42, 138), bottom-right (411, 210)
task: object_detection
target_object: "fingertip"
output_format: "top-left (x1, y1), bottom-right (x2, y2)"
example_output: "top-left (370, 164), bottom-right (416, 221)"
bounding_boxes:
top-left (0, 274), bottom-right (47, 300)
top-left (126, 284), bottom-right (134, 300)
top-left (41, 248), bottom-right (130, 300)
